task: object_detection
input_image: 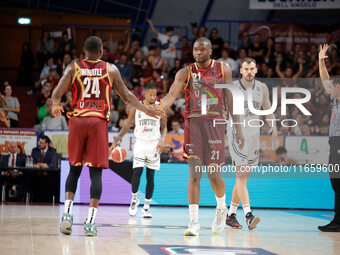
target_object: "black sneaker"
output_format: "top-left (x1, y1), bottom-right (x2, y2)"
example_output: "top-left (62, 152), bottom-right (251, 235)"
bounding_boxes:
top-left (318, 221), bottom-right (340, 232)
top-left (246, 212), bottom-right (260, 230)
top-left (226, 213), bottom-right (242, 229)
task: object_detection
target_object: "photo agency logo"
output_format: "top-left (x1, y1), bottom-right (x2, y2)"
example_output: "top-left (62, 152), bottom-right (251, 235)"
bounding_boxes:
top-left (200, 83), bottom-right (312, 128)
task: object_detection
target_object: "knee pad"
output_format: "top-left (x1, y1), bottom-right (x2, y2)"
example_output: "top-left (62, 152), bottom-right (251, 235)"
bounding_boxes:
top-left (89, 167), bottom-right (103, 199)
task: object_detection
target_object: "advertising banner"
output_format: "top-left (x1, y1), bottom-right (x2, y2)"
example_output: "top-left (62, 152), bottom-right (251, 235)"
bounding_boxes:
top-left (285, 136), bottom-right (329, 164)
top-left (238, 22), bottom-right (340, 52)
top-left (249, 0), bottom-right (340, 10)
top-left (0, 128), bottom-right (37, 155)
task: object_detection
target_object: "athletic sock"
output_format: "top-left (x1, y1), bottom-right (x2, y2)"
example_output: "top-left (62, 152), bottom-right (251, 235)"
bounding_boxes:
top-left (215, 194), bottom-right (226, 209)
top-left (86, 207), bottom-right (97, 224)
top-left (189, 204), bottom-right (199, 222)
top-left (243, 204), bottom-right (251, 216)
top-left (228, 201), bottom-right (238, 216)
top-left (131, 192), bottom-right (138, 201)
top-left (64, 200), bottom-right (73, 214)
top-left (144, 198), bottom-right (151, 210)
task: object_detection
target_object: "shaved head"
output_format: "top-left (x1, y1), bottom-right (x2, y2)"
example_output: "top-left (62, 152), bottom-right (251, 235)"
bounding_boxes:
top-left (194, 37), bottom-right (212, 49)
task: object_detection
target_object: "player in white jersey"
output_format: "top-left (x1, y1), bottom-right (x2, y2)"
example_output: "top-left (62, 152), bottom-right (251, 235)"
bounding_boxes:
top-left (112, 83), bottom-right (167, 218)
top-left (226, 58), bottom-right (277, 230)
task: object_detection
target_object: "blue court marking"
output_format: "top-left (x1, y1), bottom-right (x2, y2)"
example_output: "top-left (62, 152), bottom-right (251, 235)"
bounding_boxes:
top-left (139, 245), bottom-right (277, 255)
top-left (285, 210), bottom-right (334, 221)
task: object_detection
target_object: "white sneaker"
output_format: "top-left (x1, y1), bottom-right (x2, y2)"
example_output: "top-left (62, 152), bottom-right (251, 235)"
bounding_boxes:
top-left (184, 221), bottom-right (200, 236)
top-left (212, 208), bottom-right (227, 234)
top-left (128, 198), bottom-right (139, 216)
top-left (142, 208), bottom-right (152, 218)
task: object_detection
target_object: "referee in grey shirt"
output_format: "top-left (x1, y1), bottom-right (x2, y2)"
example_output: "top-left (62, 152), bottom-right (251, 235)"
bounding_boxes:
top-left (318, 44), bottom-right (340, 232)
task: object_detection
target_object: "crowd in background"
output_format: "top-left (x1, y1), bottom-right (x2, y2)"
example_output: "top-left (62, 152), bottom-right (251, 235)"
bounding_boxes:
top-left (4, 22), bottom-right (340, 136)
top-left (1, 21), bottom-right (340, 202)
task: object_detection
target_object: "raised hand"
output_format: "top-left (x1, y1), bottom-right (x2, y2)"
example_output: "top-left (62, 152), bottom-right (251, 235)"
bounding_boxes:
top-left (319, 44), bottom-right (329, 60)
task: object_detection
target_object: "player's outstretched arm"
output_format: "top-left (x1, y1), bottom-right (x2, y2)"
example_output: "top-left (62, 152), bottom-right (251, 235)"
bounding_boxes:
top-left (162, 67), bottom-right (188, 110)
top-left (318, 44), bottom-right (334, 98)
top-left (51, 63), bottom-right (75, 118)
top-left (111, 107), bottom-right (136, 151)
top-left (262, 83), bottom-right (277, 138)
top-left (157, 109), bottom-right (168, 154)
top-left (109, 64), bottom-right (163, 118)
top-left (222, 63), bottom-right (244, 149)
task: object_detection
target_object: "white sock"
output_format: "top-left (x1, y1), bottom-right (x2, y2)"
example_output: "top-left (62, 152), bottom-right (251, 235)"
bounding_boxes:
top-left (243, 204), bottom-right (251, 216)
top-left (189, 204), bottom-right (199, 222)
top-left (132, 192), bottom-right (138, 201)
top-left (64, 200), bottom-right (73, 214)
top-left (144, 198), bottom-right (151, 209)
top-left (86, 207), bottom-right (97, 224)
top-left (215, 194), bottom-right (226, 209)
top-left (228, 202), bottom-right (238, 216)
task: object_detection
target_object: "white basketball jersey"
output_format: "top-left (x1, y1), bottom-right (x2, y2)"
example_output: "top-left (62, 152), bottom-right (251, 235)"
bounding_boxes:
top-left (134, 101), bottom-right (161, 141)
top-left (227, 79), bottom-right (264, 136)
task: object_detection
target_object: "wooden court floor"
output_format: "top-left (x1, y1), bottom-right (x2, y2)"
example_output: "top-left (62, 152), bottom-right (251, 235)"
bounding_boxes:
top-left (0, 204), bottom-right (339, 255)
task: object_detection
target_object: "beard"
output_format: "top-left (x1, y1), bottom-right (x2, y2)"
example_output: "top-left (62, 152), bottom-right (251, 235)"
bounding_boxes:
top-left (244, 76), bottom-right (254, 82)
top-left (194, 55), bottom-right (209, 63)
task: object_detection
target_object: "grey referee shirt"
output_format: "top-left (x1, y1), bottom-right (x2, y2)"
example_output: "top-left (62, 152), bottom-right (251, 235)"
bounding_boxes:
top-left (329, 99), bottom-right (340, 137)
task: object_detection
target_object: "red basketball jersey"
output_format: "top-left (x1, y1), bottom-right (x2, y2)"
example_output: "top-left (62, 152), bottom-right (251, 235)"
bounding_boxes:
top-left (184, 60), bottom-right (225, 119)
top-left (67, 59), bottom-right (112, 121)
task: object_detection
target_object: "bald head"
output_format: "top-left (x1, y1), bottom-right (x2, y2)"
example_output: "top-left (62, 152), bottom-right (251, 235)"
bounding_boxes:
top-left (9, 141), bottom-right (18, 154)
top-left (194, 37), bottom-right (212, 49)
top-left (193, 37), bottom-right (212, 64)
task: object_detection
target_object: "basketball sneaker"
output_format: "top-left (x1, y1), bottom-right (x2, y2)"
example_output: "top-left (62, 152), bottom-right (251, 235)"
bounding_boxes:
top-left (246, 212), bottom-right (260, 230)
top-left (212, 208), bottom-right (227, 234)
top-left (60, 213), bottom-right (73, 235)
top-left (142, 208), bottom-right (152, 218)
top-left (318, 221), bottom-right (340, 232)
top-left (84, 222), bottom-right (97, 237)
top-left (226, 213), bottom-right (242, 229)
top-left (129, 198), bottom-right (140, 216)
top-left (184, 221), bottom-right (200, 236)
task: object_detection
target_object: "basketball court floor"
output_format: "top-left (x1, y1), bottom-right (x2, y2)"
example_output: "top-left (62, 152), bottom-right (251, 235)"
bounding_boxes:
top-left (0, 204), bottom-right (339, 255)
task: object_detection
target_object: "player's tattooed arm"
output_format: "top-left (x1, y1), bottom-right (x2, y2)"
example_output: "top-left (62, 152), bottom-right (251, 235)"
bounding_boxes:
top-left (109, 64), bottom-right (163, 118)
top-left (222, 63), bottom-right (245, 149)
top-left (51, 63), bottom-right (75, 117)
top-left (162, 67), bottom-right (188, 110)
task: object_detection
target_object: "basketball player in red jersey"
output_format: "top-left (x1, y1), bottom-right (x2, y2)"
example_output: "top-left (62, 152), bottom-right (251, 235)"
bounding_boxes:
top-left (51, 36), bottom-right (162, 236)
top-left (161, 37), bottom-right (244, 235)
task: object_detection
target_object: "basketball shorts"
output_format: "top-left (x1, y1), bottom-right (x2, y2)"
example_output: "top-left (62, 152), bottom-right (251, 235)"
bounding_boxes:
top-left (68, 116), bottom-right (109, 168)
top-left (228, 131), bottom-right (260, 166)
top-left (133, 139), bottom-right (160, 170)
top-left (183, 117), bottom-right (225, 166)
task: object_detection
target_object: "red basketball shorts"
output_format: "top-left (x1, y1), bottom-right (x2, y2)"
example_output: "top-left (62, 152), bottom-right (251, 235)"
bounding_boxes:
top-left (68, 116), bottom-right (109, 168)
top-left (183, 117), bottom-right (225, 166)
